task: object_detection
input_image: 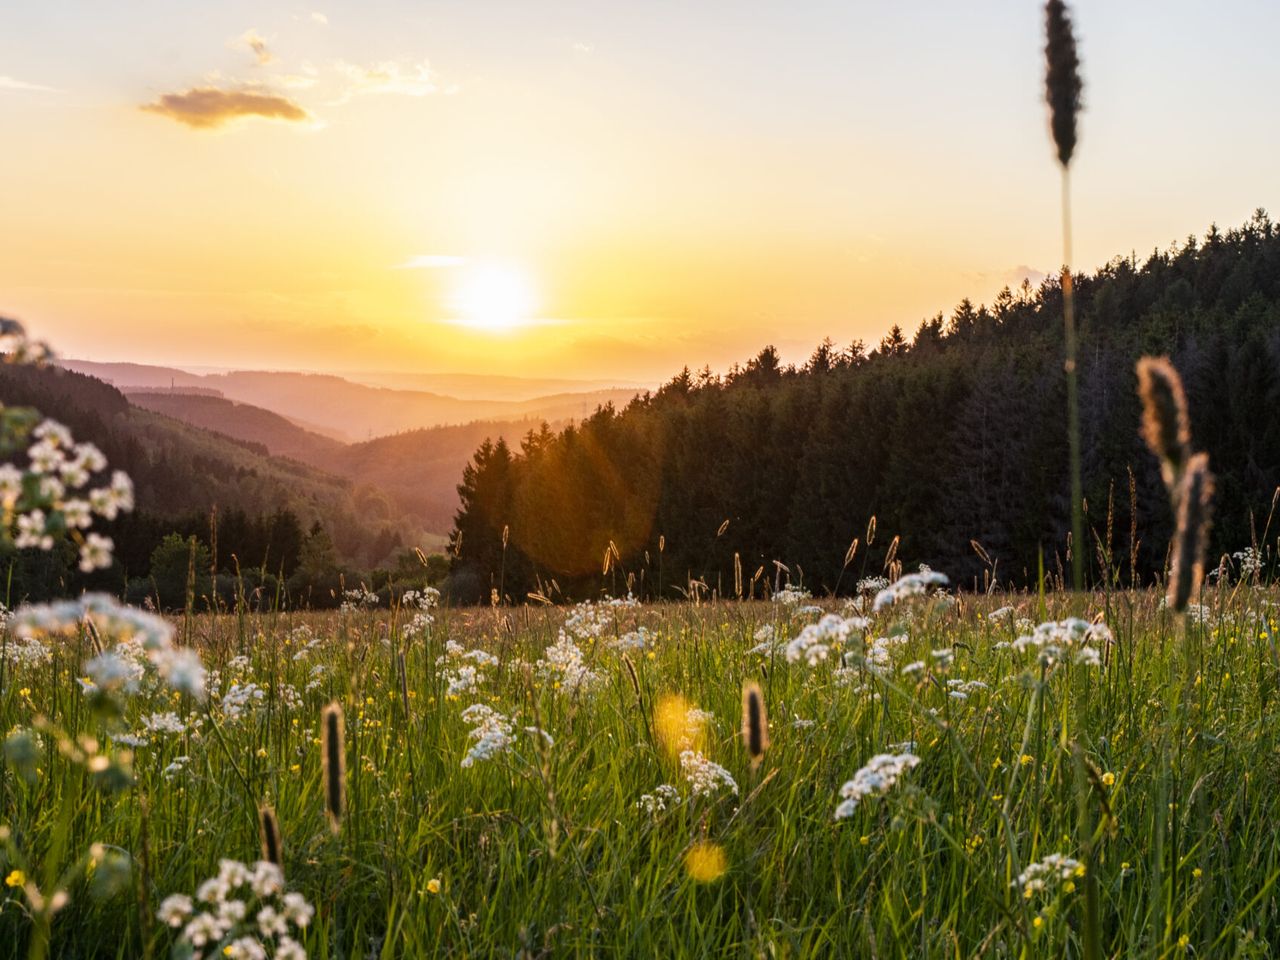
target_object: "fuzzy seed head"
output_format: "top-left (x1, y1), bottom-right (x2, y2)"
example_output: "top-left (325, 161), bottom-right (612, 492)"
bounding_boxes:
top-left (1044, 0), bottom-right (1083, 167)
top-left (740, 682), bottom-right (769, 768)
top-left (1168, 453), bottom-right (1215, 612)
top-left (259, 804), bottom-right (282, 868)
top-left (1136, 356), bottom-right (1191, 489)
top-left (320, 702), bottom-right (346, 834)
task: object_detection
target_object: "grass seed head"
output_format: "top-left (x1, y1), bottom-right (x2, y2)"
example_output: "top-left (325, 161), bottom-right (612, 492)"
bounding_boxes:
top-left (321, 702), bottom-right (346, 834)
top-left (740, 682), bottom-right (769, 769)
top-left (1168, 453), bottom-right (1215, 612)
top-left (1136, 356), bottom-right (1191, 491)
top-left (1044, 0), bottom-right (1083, 167)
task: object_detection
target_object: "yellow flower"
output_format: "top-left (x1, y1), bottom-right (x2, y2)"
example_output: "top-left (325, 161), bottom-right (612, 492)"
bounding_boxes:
top-left (684, 842), bottom-right (728, 883)
top-left (1032, 916), bottom-right (1043, 929)
top-left (1192, 868), bottom-right (1202, 880)
top-left (256, 748), bottom-right (268, 759)
top-left (426, 877), bottom-right (441, 895)
top-left (1020, 754), bottom-right (1034, 767)
top-left (4, 869), bottom-right (23, 888)
top-left (1177, 934), bottom-right (1190, 949)
top-left (1101, 772), bottom-right (1115, 787)
top-left (18, 688), bottom-right (30, 698)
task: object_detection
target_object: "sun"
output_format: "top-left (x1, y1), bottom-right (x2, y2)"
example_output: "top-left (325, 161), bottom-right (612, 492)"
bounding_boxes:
top-left (447, 262), bottom-right (538, 332)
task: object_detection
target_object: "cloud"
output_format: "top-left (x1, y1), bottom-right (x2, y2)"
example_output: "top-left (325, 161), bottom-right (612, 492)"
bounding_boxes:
top-left (398, 254), bottom-right (466, 269)
top-left (234, 29), bottom-right (275, 65)
top-left (333, 59), bottom-right (438, 101)
top-left (0, 75), bottom-right (55, 92)
top-left (966, 264), bottom-right (1048, 291)
top-left (572, 41), bottom-right (595, 54)
top-left (140, 87), bottom-right (312, 129)
top-left (311, 11), bottom-right (329, 25)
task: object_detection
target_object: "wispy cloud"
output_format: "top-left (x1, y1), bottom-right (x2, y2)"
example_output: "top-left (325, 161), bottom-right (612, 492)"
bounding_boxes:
top-left (0, 75), bottom-right (55, 92)
top-left (571, 41), bottom-right (595, 54)
top-left (140, 87), bottom-right (312, 129)
top-left (234, 29), bottom-right (275, 66)
top-left (398, 254), bottom-right (466, 269)
top-left (311, 11), bottom-right (329, 26)
top-left (332, 59), bottom-right (439, 102)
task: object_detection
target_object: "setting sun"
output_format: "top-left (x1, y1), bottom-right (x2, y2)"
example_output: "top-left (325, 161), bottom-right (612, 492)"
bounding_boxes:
top-left (447, 262), bottom-right (538, 332)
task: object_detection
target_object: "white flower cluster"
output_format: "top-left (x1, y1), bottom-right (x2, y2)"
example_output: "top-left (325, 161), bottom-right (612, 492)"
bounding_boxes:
top-left (401, 587), bottom-right (440, 610)
top-left (560, 595), bottom-right (640, 645)
top-left (773, 586), bottom-right (811, 607)
top-left (221, 683), bottom-right (266, 721)
top-left (339, 587), bottom-right (379, 612)
top-left (1013, 853), bottom-right (1083, 898)
top-left (1234, 547), bottom-right (1263, 577)
top-left (0, 317), bottom-right (54, 364)
top-left (610, 626), bottom-right (651, 651)
top-left (834, 752), bottom-right (921, 820)
top-left (784, 614), bottom-right (869, 666)
top-left (437, 639), bottom-right (500, 697)
top-left (14, 594), bottom-right (205, 699)
top-left (946, 679), bottom-right (989, 700)
top-left (535, 632), bottom-right (600, 693)
top-left (872, 570), bottom-right (950, 613)
top-left (635, 783), bottom-right (681, 816)
top-left (459, 703), bottom-right (514, 768)
top-left (855, 576), bottom-right (889, 595)
top-left (157, 859), bottom-right (313, 960)
top-left (1011, 618), bottom-right (1111, 668)
top-left (746, 624), bottom-right (776, 656)
top-left (679, 749), bottom-right (738, 798)
top-left (0, 418), bottom-right (133, 573)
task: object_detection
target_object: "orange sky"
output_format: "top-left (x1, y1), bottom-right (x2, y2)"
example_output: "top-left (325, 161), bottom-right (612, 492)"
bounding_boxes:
top-left (1, 1), bottom-right (1276, 382)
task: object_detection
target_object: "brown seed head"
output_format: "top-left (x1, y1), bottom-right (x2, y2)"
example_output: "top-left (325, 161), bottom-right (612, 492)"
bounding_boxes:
top-left (1167, 453), bottom-right (1215, 612)
top-left (1044, 0), bottom-right (1083, 167)
top-left (740, 682), bottom-right (769, 769)
top-left (1136, 356), bottom-right (1191, 491)
top-left (258, 804), bottom-right (283, 868)
top-left (320, 702), bottom-right (346, 834)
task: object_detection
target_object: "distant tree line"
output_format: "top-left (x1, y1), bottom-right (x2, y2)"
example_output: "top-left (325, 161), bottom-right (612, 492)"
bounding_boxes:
top-left (450, 211), bottom-right (1280, 602)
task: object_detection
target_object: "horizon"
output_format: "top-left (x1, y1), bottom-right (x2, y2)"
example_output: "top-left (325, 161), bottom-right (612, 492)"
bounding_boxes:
top-left (3, 1), bottom-right (1278, 380)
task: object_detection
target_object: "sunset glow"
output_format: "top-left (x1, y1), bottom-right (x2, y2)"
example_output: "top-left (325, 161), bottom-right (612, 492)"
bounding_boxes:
top-left (447, 262), bottom-right (539, 332)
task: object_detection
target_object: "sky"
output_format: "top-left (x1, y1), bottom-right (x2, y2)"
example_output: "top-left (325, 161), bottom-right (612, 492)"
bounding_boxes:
top-left (1, 1), bottom-right (1277, 383)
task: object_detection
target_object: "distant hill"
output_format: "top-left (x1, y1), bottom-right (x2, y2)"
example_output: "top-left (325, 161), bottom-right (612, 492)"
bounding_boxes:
top-left (0, 363), bottom-right (428, 568)
top-left (59, 360), bottom-right (642, 441)
top-left (119, 386), bottom-right (567, 534)
top-left (126, 390), bottom-right (345, 465)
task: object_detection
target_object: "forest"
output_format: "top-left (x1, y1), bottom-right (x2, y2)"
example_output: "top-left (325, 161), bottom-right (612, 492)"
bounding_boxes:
top-left (450, 211), bottom-right (1280, 602)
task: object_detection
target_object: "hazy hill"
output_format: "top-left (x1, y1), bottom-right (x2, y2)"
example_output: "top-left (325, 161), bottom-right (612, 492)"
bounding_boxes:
top-left (115, 388), bottom-right (572, 534)
top-left (0, 363), bottom-right (426, 566)
top-left (126, 391), bottom-right (345, 465)
top-left (59, 360), bottom-right (641, 441)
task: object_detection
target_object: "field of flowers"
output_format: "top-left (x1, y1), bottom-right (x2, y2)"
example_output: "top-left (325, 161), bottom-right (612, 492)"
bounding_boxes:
top-left (4, 577), bottom-right (1280, 959)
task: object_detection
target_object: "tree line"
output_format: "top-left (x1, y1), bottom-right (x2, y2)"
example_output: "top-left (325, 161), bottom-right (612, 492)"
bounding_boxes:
top-left (450, 211), bottom-right (1280, 602)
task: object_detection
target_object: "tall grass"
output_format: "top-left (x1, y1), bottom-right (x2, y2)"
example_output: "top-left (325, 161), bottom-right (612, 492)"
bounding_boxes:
top-left (3, 585), bottom-right (1280, 957)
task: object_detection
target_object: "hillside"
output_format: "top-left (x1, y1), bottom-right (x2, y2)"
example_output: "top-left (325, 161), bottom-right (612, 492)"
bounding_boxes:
top-left (119, 389), bottom-right (569, 534)
top-left (450, 212), bottom-right (1280, 602)
top-left (0, 364), bottom-right (427, 592)
top-left (60, 360), bottom-right (641, 440)
top-left (125, 390), bottom-right (345, 465)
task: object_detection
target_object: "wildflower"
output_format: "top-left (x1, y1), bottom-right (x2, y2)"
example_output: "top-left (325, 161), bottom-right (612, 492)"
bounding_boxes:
top-left (679, 750), bottom-right (738, 798)
top-left (5, 869), bottom-right (24, 888)
top-left (425, 878), bottom-right (441, 895)
top-left (1014, 853), bottom-right (1083, 898)
top-left (785, 613), bottom-right (867, 666)
top-left (654, 694), bottom-right (707, 757)
top-left (459, 703), bottom-right (513, 768)
top-left (684, 841), bottom-right (728, 883)
top-left (1101, 771), bottom-right (1115, 787)
top-left (834, 752), bottom-right (920, 820)
top-left (636, 783), bottom-right (682, 816)
top-left (157, 893), bottom-right (193, 927)
top-left (872, 570), bottom-right (950, 612)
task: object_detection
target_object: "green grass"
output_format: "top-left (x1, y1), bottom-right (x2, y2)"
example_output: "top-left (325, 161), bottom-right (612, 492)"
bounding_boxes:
top-left (3, 586), bottom-right (1280, 958)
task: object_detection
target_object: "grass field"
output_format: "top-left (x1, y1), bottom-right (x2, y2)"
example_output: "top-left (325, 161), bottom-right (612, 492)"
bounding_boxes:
top-left (3, 580), bottom-right (1279, 959)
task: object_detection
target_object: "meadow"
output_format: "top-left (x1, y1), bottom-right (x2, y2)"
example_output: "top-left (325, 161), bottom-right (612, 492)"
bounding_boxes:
top-left (4, 578), bottom-right (1280, 958)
